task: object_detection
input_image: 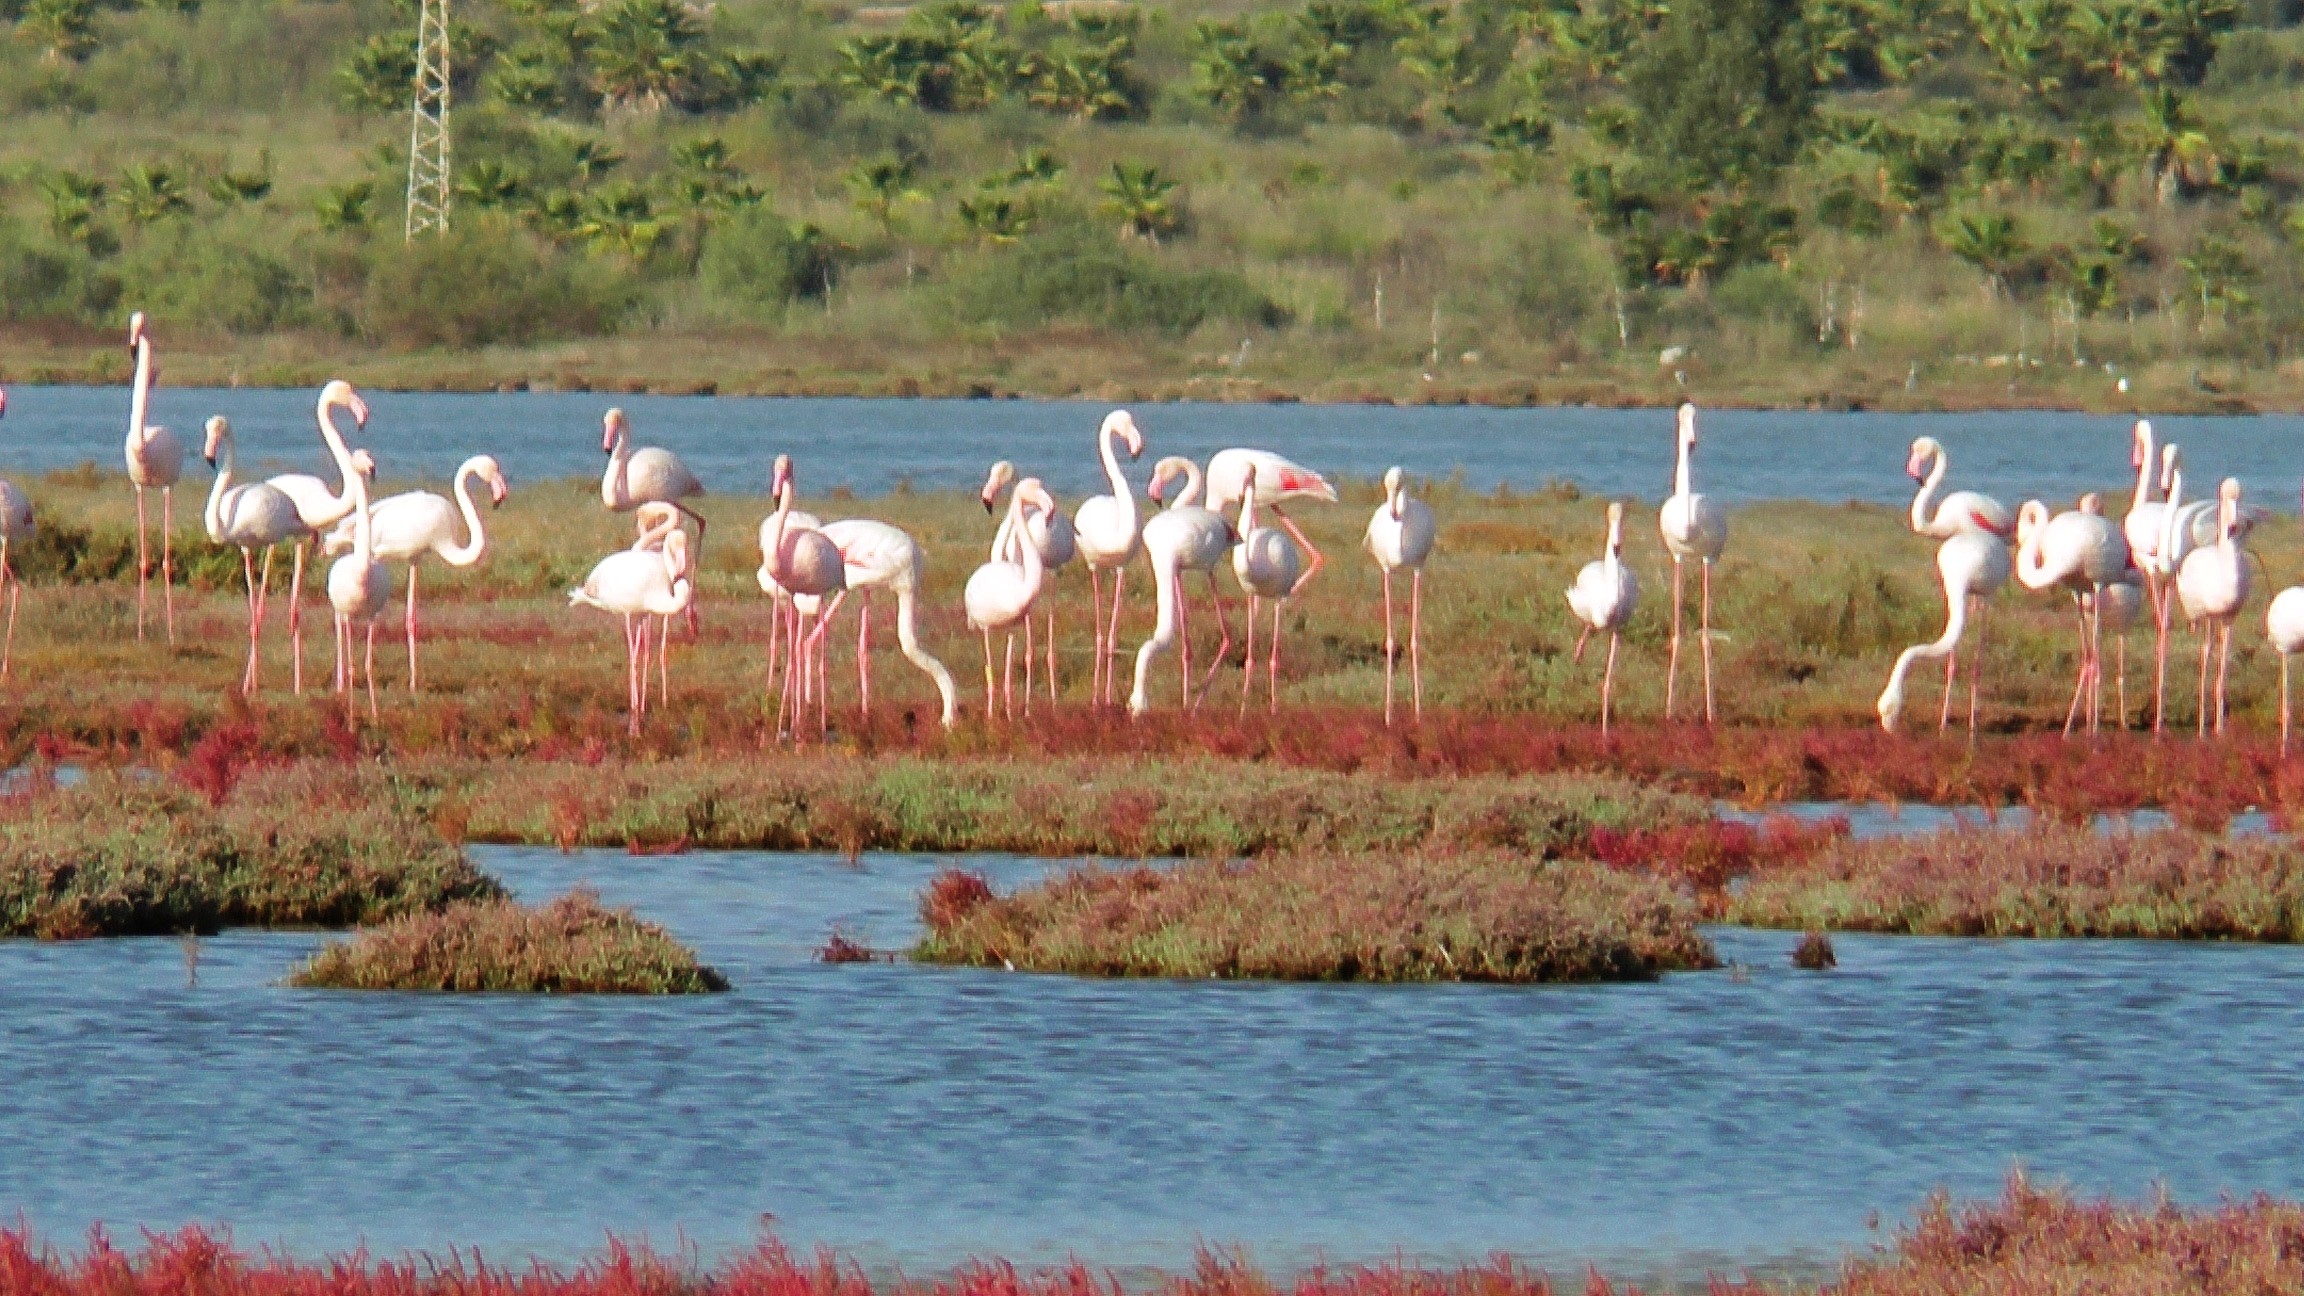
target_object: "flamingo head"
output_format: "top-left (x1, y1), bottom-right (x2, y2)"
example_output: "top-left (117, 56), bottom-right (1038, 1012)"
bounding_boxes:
top-left (476, 455), bottom-right (509, 507)
top-left (662, 530), bottom-right (692, 580)
top-left (350, 449), bottom-right (378, 479)
top-left (2014, 500), bottom-right (2049, 546)
top-left (770, 452), bottom-right (792, 498)
top-left (1877, 679), bottom-right (1903, 732)
top-left (2157, 442), bottom-right (2181, 491)
top-left (201, 415), bottom-right (229, 466)
top-left (980, 459), bottom-right (1016, 514)
top-left (0, 388), bottom-right (8, 420)
top-left (2131, 418), bottom-right (2154, 469)
top-left (1904, 436), bottom-right (1939, 483)
top-left (1147, 456), bottom-right (1188, 504)
top-left (127, 311), bottom-right (146, 354)
top-left (1104, 409), bottom-right (1144, 459)
top-left (1676, 401), bottom-right (1697, 447)
top-left (1604, 499), bottom-right (1625, 553)
top-left (2077, 492), bottom-right (2103, 516)
top-left (1382, 465), bottom-right (1405, 513)
top-left (2219, 477), bottom-right (2243, 526)
top-left (321, 380), bottom-right (369, 430)
top-left (1011, 477), bottom-right (1054, 524)
top-left (601, 408), bottom-right (628, 455)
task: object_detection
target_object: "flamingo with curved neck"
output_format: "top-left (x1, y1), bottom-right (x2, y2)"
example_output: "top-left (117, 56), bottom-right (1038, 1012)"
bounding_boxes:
top-left (327, 456), bottom-right (390, 719)
top-left (1128, 456), bottom-right (1236, 715)
top-left (1878, 529), bottom-right (2011, 736)
top-left (263, 380), bottom-right (371, 695)
top-left (123, 312), bottom-right (184, 643)
top-left (1365, 464), bottom-right (1437, 724)
top-left (2015, 495), bottom-right (2129, 736)
top-left (964, 477), bottom-right (1055, 720)
top-left (1565, 500), bottom-right (1638, 735)
top-left (202, 416), bottom-right (304, 695)
top-left (2176, 477), bottom-right (2252, 738)
top-left (1231, 463), bottom-right (1303, 714)
top-left (1905, 436), bottom-right (2010, 538)
top-left (1074, 410), bottom-right (1146, 708)
top-left (325, 454), bottom-right (508, 691)
top-left (571, 530), bottom-right (695, 736)
top-left (761, 455), bottom-right (844, 737)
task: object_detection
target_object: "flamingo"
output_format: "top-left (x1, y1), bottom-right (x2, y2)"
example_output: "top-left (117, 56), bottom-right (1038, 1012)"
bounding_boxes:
top-left (965, 476), bottom-right (1056, 720)
top-left (1073, 409), bottom-right (1146, 708)
top-left (323, 454), bottom-right (508, 691)
top-left (1565, 499), bottom-right (1638, 735)
top-left (2013, 496), bottom-right (2129, 737)
top-left (201, 416), bottom-right (305, 695)
top-left (753, 488), bottom-right (823, 710)
top-left (759, 454), bottom-right (844, 736)
top-left (2094, 572), bottom-right (2145, 729)
top-left (601, 406), bottom-right (705, 548)
top-left (2176, 477), bottom-right (2251, 738)
top-left (981, 459), bottom-right (1077, 706)
top-left (571, 530), bottom-right (694, 737)
top-left (123, 312), bottom-right (184, 643)
top-left (1659, 403), bottom-right (1729, 724)
top-left (1878, 528), bottom-right (2010, 736)
top-left (1906, 436), bottom-right (2012, 538)
top-left (2135, 442), bottom-right (2189, 732)
top-left (1128, 456), bottom-right (1236, 716)
top-left (0, 390), bottom-right (30, 679)
top-left (1207, 449), bottom-right (1334, 597)
top-left (1231, 462), bottom-right (1302, 715)
top-left (810, 517), bottom-right (959, 728)
top-left (630, 503), bottom-right (687, 708)
top-left (2266, 540), bottom-right (2304, 755)
top-left (1364, 465), bottom-right (1437, 725)
top-left (264, 380), bottom-right (371, 695)
top-left (326, 455), bottom-right (390, 720)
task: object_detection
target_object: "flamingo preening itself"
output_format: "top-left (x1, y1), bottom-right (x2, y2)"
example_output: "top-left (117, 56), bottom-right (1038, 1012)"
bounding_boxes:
top-left (0, 389), bottom-right (30, 679)
top-left (812, 517), bottom-right (958, 728)
top-left (1129, 455), bottom-right (1236, 716)
top-left (1878, 527), bottom-right (2010, 736)
top-left (601, 407), bottom-right (705, 549)
top-left (571, 529), bottom-right (694, 737)
top-left (1565, 500), bottom-right (1637, 736)
top-left (965, 476), bottom-right (1056, 720)
top-left (1659, 403), bottom-right (1728, 724)
top-left (2014, 496), bottom-right (2130, 737)
top-left (1073, 410), bottom-right (1146, 708)
top-left (1231, 462), bottom-right (1302, 715)
top-left (264, 380), bottom-right (371, 695)
top-left (123, 312), bottom-right (184, 644)
top-left (759, 454), bottom-right (844, 736)
top-left (326, 453), bottom-right (390, 721)
top-left (2176, 477), bottom-right (2252, 738)
top-left (325, 455), bottom-right (507, 691)
top-left (1906, 436), bottom-right (2011, 539)
top-left (1206, 449), bottom-right (1334, 598)
top-left (981, 459), bottom-right (1076, 707)
top-left (201, 416), bottom-right (304, 696)
top-left (1364, 465), bottom-right (1436, 725)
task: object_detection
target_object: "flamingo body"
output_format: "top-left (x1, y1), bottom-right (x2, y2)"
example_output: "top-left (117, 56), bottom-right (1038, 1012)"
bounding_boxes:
top-left (1906, 436), bottom-right (2010, 538)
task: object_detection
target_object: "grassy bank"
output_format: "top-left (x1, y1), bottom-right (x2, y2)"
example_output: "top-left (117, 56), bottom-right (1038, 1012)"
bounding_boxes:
top-left (1729, 823), bottom-right (2304, 940)
top-left (0, 765), bottom-right (496, 939)
top-left (291, 889), bottom-right (729, 992)
top-left (911, 851), bottom-right (1717, 981)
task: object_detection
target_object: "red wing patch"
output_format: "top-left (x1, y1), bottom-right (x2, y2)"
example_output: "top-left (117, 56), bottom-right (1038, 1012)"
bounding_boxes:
top-left (1972, 510), bottom-right (2013, 537)
top-left (1277, 468), bottom-right (1323, 495)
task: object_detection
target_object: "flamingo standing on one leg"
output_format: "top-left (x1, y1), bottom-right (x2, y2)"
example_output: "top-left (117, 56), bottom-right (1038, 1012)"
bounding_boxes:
top-left (570, 531), bottom-right (695, 737)
top-left (966, 477), bottom-right (1056, 721)
top-left (1231, 463), bottom-right (1303, 715)
top-left (1208, 449), bottom-right (1334, 600)
top-left (201, 416), bottom-right (304, 695)
top-left (1878, 528), bottom-right (2010, 736)
top-left (1906, 436), bottom-right (2012, 539)
top-left (1073, 410), bottom-right (1146, 708)
top-left (324, 455), bottom-right (508, 691)
top-left (1364, 465), bottom-right (1437, 725)
top-left (2266, 539), bottom-right (2304, 755)
top-left (0, 390), bottom-right (30, 679)
top-left (981, 460), bottom-right (1077, 707)
top-left (759, 455), bottom-right (844, 736)
top-left (2014, 497), bottom-right (2130, 737)
top-left (1660, 403), bottom-right (1729, 724)
top-left (2176, 477), bottom-right (2252, 738)
top-left (1565, 500), bottom-right (1639, 735)
top-left (123, 313), bottom-right (183, 644)
top-left (1128, 456), bottom-right (1236, 715)
top-left (810, 517), bottom-right (958, 728)
top-left (264, 380), bottom-right (371, 695)
top-left (326, 455), bottom-right (390, 721)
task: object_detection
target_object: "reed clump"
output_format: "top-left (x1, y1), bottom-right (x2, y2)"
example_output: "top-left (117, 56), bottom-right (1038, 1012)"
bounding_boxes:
top-left (290, 889), bottom-right (729, 993)
top-left (1729, 825), bottom-right (2304, 941)
top-left (0, 768), bottom-right (497, 940)
top-left (913, 852), bottom-right (1718, 983)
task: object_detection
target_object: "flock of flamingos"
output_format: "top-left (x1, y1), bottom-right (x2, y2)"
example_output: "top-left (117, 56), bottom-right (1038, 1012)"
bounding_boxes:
top-left (1, 314), bottom-right (2303, 746)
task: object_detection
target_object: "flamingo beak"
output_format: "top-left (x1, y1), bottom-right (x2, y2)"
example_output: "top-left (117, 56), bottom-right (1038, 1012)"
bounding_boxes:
top-left (349, 394), bottom-right (371, 428)
top-left (980, 493), bottom-right (996, 514)
top-left (491, 480), bottom-right (508, 507)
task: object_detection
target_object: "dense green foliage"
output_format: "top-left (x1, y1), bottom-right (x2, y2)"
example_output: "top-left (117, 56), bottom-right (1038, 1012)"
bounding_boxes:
top-left (1, 0), bottom-right (2301, 389)
top-left (290, 888), bottom-right (731, 991)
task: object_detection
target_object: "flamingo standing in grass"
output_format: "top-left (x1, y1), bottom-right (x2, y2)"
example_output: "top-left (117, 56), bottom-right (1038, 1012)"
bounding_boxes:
top-left (202, 416), bottom-right (306, 695)
top-left (2265, 530), bottom-right (2304, 755)
top-left (265, 380), bottom-right (371, 695)
top-left (1074, 410), bottom-right (1146, 708)
top-left (1231, 462), bottom-right (1302, 714)
top-left (966, 477), bottom-right (1056, 720)
top-left (1878, 527), bottom-right (2010, 736)
top-left (753, 484), bottom-right (823, 711)
top-left (2177, 477), bottom-right (2251, 738)
top-left (1906, 436), bottom-right (2011, 539)
top-left (1660, 403), bottom-right (1729, 724)
top-left (0, 390), bottom-right (30, 679)
top-left (1565, 500), bottom-right (1638, 735)
top-left (326, 454), bottom-right (390, 720)
top-left (631, 503), bottom-right (688, 708)
top-left (324, 454), bottom-right (508, 691)
top-left (1365, 465), bottom-right (1437, 725)
top-left (759, 455), bottom-right (844, 735)
top-left (2134, 442), bottom-right (2188, 732)
top-left (1207, 449), bottom-right (1333, 598)
top-left (811, 517), bottom-right (958, 728)
top-left (571, 530), bottom-right (694, 737)
top-left (1129, 456), bottom-right (1237, 716)
top-left (981, 460), bottom-right (1077, 706)
top-left (2014, 495), bottom-right (2129, 737)
top-left (602, 408), bottom-right (706, 636)
top-left (123, 313), bottom-right (183, 644)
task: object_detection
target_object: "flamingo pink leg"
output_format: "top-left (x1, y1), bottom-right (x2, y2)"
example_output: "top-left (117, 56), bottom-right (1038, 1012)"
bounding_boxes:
top-left (364, 622), bottom-right (379, 721)
top-left (1700, 558), bottom-right (1717, 725)
top-left (1380, 569), bottom-right (1396, 725)
top-left (287, 542), bottom-right (306, 696)
top-left (1572, 625), bottom-right (1592, 663)
top-left (2062, 600), bottom-right (2091, 738)
top-left (2153, 582), bottom-right (2173, 737)
top-left (255, 547), bottom-right (276, 696)
top-left (1087, 568), bottom-right (1105, 705)
top-left (1939, 631), bottom-right (1958, 732)
top-left (1177, 584), bottom-right (1193, 709)
top-left (2197, 620), bottom-right (2213, 740)
top-left (1106, 569), bottom-right (1127, 709)
top-left (1239, 593), bottom-right (1259, 716)
top-left (1600, 630), bottom-right (1619, 737)
top-left (980, 628), bottom-right (996, 722)
top-left (857, 594), bottom-right (873, 717)
top-left (161, 487), bottom-right (175, 646)
top-left (1002, 632), bottom-right (1016, 721)
top-left (1967, 598), bottom-right (1988, 738)
top-left (1273, 508), bottom-right (1323, 598)
top-left (1022, 610), bottom-right (1035, 716)
top-left (135, 486), bottom-right (151, 641)
top-left (1409, 569), bottom-right (1424, 720)
top-left (405, 565), bottom-right (421, 691)
top-left (1267, 598), bottom-right (1283, 714)
top-left (1195, 572), bottom-right (1234, 705)
top-left (1665, 560), bottom-right (1685, 720)
top-left (2284, 653), bottom-right (2294, 757)
top-left (2215, 622), bottom-right (2233, 736)
top-left (240, 550), bottom-right (259, 693)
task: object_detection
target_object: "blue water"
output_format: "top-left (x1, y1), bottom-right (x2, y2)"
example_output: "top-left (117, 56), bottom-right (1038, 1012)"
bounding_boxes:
top-left (5, 846), bottom-right (2304, 1280)
top-left (1717, 799), bottom-right (2283, 838)
top-left (5, 387), bottom-right (2300, 509)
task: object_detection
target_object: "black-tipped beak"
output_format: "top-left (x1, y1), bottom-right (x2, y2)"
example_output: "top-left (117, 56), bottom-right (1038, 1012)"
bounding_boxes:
top-left (980, 498), bottom-right (995, 514)
top-left (204, 454), bottom-right (217, 468)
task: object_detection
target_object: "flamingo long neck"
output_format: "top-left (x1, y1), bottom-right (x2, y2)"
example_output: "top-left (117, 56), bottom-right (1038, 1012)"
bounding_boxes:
top-left (2131, 425), bottom-right (2157, 510)
top-left (442, 461), bottom-right (489, 565)
top-left (129, 335), bottom-right (153, 452)
top-left (1239, 478), bottom-right (1261, 535)
top-left (1099, 424), bottom-right (1137, 530)
top-left (1130, 542), bottom-right (1183, 711)
top-left (1603, 512), bottom-right (1623, 575)
top-left (349, 465), bottom-right (374, 562)
top-left (1673, 431), bottom-right (1694, 500)
top-left (1909, 447), bottom-right (1945, 533)
top-left (2219, 493), bottom-right (2237, 550)
top-left (2158, 468), bottom-right (2184, 566)
top-left (766, 481), bottom-right (794, 576)
top-left (1170, 461), bottom-right (1204, 509)
top-left (204, 435), bottom-right (234, 538)
top-left (1013, 495), bottom-right (1045, 595)
top-left (316, 391), bottom-right (360, 509)
top-left (2016, 513), bottom-right (2057, 589)
top-left (602, 423), bottom-right (631, 507)
top-left (1885, 575), bottom-right (1975, 702)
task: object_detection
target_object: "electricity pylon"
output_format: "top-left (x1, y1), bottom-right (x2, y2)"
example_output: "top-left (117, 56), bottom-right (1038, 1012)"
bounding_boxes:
top-left (404, 0), bottom-right (451, 238)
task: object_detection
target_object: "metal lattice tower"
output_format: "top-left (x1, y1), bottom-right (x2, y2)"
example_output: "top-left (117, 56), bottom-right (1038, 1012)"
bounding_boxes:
top-left (404, 0), bottom-right (452, 239)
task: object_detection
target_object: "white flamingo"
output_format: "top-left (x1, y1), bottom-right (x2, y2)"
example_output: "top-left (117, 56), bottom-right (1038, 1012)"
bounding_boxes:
top-left (1365, 465), bottom-right (1437, 725)
top-left (753, 486), bottom-right (823, 708)
top-left (570, 530), bottom-right (694, 737)
top-left (324, 454), bottom-right (508, 691)
top-left (2014, 495), bottom-right (2129, 737)
top-left (982, 459), bottom-right (1077, 707)
top-left (2176, 477), bottom-right (2251, 738)
top-left (201, 416), bottom-right (305, 695)
top-left (1566, 500), bottom-right (1639, 735)
top-left (1231, 462), bottom-right (1303, 715)
top-left (123, 312), bottom-right (184, 643)
top-left (1207, 448), bottom-right (1334, 597)
top-left (265, 380), bottom-right (371, 695)
top-left (2134, 442), bottom-right (2190, 733)
top-left (759, 454), bottom-right (844, 736)
top-left (1073, 409), bottom-right (1146, 708)
top-left (965, 477), bottom-right (1056, 721)
top-left (326, 455), bottom-right (390, 720)
top-left (811, 517), bottom-right (958, 728)
top-left (2266, 542), bottom-right (2304, 755)
top-left (1128, 456), bottom-right (1237, 716)
top-left (1659, 403), bottom-right (1729, 723)
top-left (631, 503), bottom-right (687, 709)
top-left (1906, 436), bottom-right (2011, 538)
top-left (0, 390), bottom-right (30, 679)
top-left (1878, 528), bottom-right (2011, 735)
top-left (601, 406), bottom-right (705, 546)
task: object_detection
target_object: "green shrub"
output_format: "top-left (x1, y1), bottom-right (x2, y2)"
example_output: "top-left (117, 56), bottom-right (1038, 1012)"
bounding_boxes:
top-left (943, 226), bottom-right (1286, 334)
top-left (698, 206), bottom-right (838, 311)
top-left (290, 889), bottom-right (730, 993)
top-left (360, 221), bottom-right (632, 349)
top-left (1712, 263), bottom-right (1817, 338)
top-left (116, 224), bottom-right (311, 334)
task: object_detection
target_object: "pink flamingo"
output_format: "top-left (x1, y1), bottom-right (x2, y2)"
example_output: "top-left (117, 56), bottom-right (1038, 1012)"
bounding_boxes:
top-left (1074, 410), bottom-right (1146, 708)
top-left (965, 476), bottom-right (1056, 720)
top-left (2266, 529), bottom-right (2304, 755)
top-left (1206, 449), bottom-right (1334, 598)
top-left (326, 455), bottom-right (390, 720)
top-left (1660, 403), bottom-right (1729, 724)
top-left (265, 380), bottom-right (371, 695)
top-left (123, 313), bottom-right (184, 643)
top-left (1364, 465), bottom-right (1437, 724)
top-left (809, 518), bottom-right (959, 728)
top-left (1906, 436), bottom-right (2011, 539)
top-left (1878, 528), bottom-right (2010, 736)
top-left (324, 455), bottom-right (508, 690)
top-left (2176, 477), bottom-right (2252, 738)
top-left (1231, 463), bottom-right (1302, 714)
top-left (760, 455), bottom-right (844, 736)
top-left (1566, 501), bottom-right (1638, 735)
top-left (2014, 495), bottom-right (2130, 737)
top-left (570, 530), bottom-right (694, 737)
top-left (201, 416), bottom-right (306, 695)
top-left (1129, 456), bottom-right (1236, 715)
top-left (982, 460), bottom-right (1076, 708)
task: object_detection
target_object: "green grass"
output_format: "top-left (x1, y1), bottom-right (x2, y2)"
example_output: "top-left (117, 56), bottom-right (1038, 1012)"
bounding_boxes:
top-left (290, 888), bottom-right (730, 992)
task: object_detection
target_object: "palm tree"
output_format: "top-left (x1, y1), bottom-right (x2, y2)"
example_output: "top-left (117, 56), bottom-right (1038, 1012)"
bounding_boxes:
top-left (1099, 161), bottom-right (1179, 244)
top-left (312, 181), bottom-right (377, 232)
top-left (847, 154), bottom-right (923, 237)
top-left (587, 0), bottom-right (704, 112)
top-left (457, 160), bottom-right (528, 208)
top-left (1940, 210), bottom-right (2029, 298)
top-left (2180, 233), bottom-right (2253, 331)
top-left (42, 170), bottom-right (111, 251)
top-left (1190, 20), bottom-right (1285, 123)
top-left (206, 151), bottom-right (274, 205)
top-left (577, 182), bottom-right (670, 258)
top-left (957, 193), bottom-right (1031, 245)
top-left (2136, 86), bottom-right (2221, 203)
top-left (116, 164), bottom-right (193, 226)
top-left (20, 0), bottom-right (100, 63)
